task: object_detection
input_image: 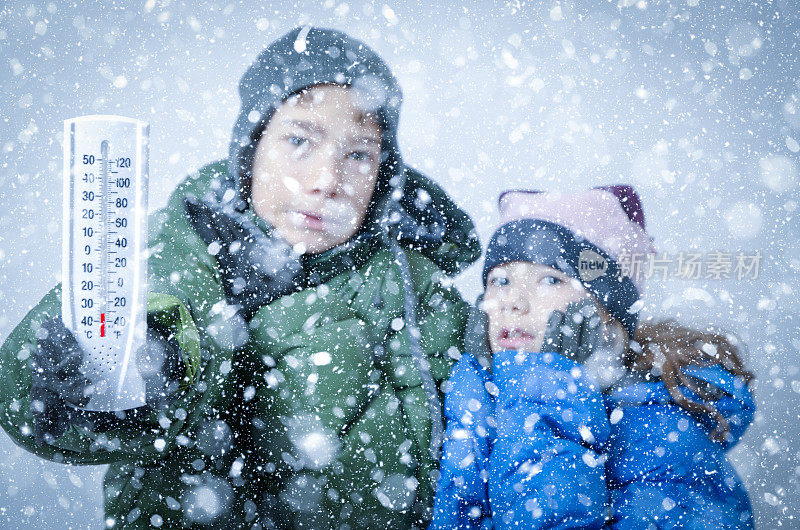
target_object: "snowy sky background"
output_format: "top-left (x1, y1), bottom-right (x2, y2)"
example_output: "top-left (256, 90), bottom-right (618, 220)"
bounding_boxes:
top-left (1, 0), bottom-right (799, 527)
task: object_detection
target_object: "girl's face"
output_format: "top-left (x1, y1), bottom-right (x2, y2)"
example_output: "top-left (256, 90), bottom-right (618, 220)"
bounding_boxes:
top-left (251, 84), bottom-right (383, 255)
top-left (483, 261), bottom-right (599, 354)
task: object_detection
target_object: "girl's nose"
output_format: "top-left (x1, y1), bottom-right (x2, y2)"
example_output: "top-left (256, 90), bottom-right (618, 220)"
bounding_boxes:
top-left (499, 291), bottom-right (529, 314)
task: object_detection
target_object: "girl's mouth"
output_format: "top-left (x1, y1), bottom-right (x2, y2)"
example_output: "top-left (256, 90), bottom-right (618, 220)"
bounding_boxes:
top-left (496, 327), bottom-right (537, 350)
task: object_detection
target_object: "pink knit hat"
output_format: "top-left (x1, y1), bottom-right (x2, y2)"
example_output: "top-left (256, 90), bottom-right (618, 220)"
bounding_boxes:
top-left (497, 185), bottom-right (656, 294)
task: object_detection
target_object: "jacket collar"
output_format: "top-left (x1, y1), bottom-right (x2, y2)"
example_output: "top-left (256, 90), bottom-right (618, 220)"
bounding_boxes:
top-left (244, 200), bottom-right (382, 287)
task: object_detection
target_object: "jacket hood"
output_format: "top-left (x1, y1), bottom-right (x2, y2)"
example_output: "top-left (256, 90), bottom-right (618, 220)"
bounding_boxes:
top-left (225, 25), bottom-right (403, 213)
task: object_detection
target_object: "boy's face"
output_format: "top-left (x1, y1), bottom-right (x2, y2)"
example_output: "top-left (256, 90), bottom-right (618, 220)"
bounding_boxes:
top-left (251, 85), bottom-right (383, 254)
top-left (482, 261), bottom-right (596, 354)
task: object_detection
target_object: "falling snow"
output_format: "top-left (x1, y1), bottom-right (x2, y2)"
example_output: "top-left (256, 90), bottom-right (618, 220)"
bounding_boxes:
top-left (0, 1), bottom-right (799, 529)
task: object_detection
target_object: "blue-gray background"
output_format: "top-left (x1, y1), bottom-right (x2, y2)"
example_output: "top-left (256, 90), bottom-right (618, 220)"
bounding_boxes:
top-left (1, 0), bottom-right (798, 527)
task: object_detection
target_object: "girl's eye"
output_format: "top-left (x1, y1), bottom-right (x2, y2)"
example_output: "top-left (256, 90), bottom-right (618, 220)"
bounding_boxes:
top-left (489, 276), bottom-right (509, 287)
top-left (539, 275), bottom-right (562, 286)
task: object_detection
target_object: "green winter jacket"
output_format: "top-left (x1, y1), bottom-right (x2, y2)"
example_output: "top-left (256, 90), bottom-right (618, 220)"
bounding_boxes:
top-left (0, 160), bottom-right (480, 529)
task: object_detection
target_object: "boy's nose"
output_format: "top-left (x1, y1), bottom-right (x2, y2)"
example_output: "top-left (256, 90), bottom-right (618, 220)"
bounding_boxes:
top-left (305, 150), bottom-right (342, 198)
top-left (306, 169), bottom-right (340, 198)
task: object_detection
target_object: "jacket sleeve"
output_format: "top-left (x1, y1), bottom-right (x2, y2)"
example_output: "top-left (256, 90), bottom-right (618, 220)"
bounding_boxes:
top-left (606, 366), bottom-right (755, 529)
top-left (429, 354), bottom-right (493, 530)
top-left (0, 191), bottom-right (236, 466)
top-left (489, 350), bottom-right (610, 530)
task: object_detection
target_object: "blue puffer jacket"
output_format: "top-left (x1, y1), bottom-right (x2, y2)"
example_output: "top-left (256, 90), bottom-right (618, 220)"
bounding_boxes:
top-left (430, 349), bottom-right (755, 529)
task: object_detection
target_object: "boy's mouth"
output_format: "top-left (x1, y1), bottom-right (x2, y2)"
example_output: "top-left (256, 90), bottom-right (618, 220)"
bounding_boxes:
top-left (496, 327), bottom-right (536, 350)
top-left (289, 210), bottom-right (327, 231)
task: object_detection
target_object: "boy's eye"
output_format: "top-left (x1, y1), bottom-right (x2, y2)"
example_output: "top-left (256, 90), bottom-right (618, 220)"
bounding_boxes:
top-left (346, 151), bottom-right (372, 161)
top-left (287, 135), bottom-right (307, 147)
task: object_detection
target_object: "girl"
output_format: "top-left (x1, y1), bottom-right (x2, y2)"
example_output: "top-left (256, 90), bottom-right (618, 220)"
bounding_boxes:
top-left (0, 27), bottom-right (481, 528)
top-left (431, 186), bottom-right (755, 529)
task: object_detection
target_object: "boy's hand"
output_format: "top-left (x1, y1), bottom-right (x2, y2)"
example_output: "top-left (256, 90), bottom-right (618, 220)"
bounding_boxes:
top-left (541, 298), bottom-right (602, 364)
top-left (135, 325), bottom-right (186, 410)
top-left (30, 317), bottom-right (186, 446)
top-left (184, 196), bottom-right (303, 321)
top-left (30, 316), bottom-right (93, 445)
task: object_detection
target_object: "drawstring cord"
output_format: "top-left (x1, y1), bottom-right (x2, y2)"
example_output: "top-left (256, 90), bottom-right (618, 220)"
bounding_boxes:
top-left (379, 179), bottom-right (445, 468)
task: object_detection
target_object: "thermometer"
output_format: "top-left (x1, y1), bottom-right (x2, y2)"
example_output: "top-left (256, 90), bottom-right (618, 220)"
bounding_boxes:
top-left (62, 115), bottom-right (149, 411)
